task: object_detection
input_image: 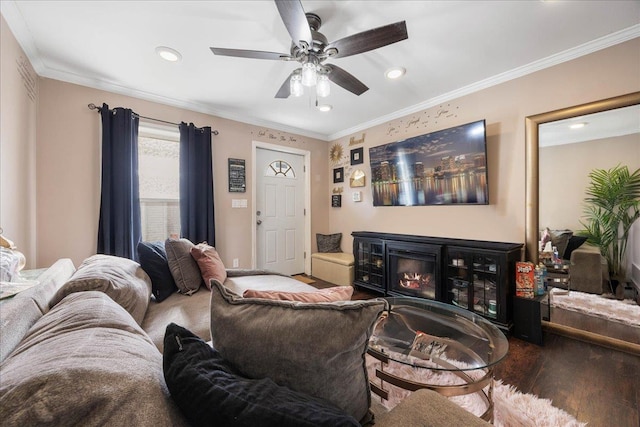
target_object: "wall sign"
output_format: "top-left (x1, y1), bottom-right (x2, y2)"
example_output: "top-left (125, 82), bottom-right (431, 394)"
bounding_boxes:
top-left (228, 158), bottom-right (246, 193)
top-left (331, 194), bottom-right (342, 207)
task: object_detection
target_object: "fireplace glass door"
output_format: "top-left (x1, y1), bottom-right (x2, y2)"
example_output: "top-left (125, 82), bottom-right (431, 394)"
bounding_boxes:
top-left (387, 244), bottom-right (441, 300)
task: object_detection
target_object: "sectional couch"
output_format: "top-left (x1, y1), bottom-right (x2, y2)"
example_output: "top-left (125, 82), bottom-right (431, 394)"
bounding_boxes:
top-left (0, 250), bottom-right (489, 426)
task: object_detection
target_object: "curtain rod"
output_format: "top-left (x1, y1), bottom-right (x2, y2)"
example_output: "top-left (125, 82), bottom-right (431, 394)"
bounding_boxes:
top-left (87, 103), bottom-right (219, 135)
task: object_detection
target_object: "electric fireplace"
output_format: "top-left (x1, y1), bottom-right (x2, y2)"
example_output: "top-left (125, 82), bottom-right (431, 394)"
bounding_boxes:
top-left (387, 243), bottom-right (441, 300)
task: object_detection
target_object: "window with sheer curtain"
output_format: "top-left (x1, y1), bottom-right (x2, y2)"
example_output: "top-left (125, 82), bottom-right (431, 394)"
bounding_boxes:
top-left (138, 124), bottom-right (181, 242)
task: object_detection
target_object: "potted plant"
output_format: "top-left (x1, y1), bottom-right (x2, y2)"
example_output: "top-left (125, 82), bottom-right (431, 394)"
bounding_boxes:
top-left (579, 165), bottom-right (640, 296)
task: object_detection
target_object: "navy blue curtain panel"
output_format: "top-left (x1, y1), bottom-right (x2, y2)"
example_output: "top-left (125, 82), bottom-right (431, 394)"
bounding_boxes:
top-left (97, 103), bottom-right (142, 260)
top-left (179, 122), bottom-right (215, 246)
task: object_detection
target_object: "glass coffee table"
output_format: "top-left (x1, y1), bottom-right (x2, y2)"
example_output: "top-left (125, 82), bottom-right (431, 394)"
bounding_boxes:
top-left (367, 296), bottom-right (509, 422)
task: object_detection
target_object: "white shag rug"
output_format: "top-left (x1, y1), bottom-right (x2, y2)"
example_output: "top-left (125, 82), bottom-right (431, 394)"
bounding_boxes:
top-left (367, 355), bottom-right (586, 427)
top-left (549, 288), bottom-right (640, 326)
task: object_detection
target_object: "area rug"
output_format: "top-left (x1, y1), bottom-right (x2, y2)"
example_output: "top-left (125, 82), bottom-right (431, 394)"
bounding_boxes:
top-left (549, 288), bottom-right (640, 326)
top-left (292, 275), bottom-right (315, 284)
top-left (366, 355), bottom-right (586, 427)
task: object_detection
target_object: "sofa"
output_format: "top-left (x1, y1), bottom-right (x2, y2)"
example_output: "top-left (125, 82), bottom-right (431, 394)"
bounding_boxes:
top-left (0, 250), bottom-right (489, 426)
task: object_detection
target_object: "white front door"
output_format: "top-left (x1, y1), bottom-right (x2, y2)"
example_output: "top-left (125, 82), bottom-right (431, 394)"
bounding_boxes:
top-left (255, 147), bottom-right (306, 275)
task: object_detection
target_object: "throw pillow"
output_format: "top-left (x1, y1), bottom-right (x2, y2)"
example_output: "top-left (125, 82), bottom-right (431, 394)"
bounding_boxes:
top-left (162, 323), bottom-right (359, 427)
top-left (190, 242), bottom-right (227, 290)
top-left (242, 286), bottom-right (353, 302)
top-left (317, 233), bottom-right (342, 253)
top-left (165, 238), bottom-right (203, 295)
top-left (137, 241), bottom-right (178, 302)
top-left (563, 235), bottom-right (588, 260)
top-left (49, 254), bottom-right (151, 325)
top-left (209, 279), bottom-right (386, 422)
top-left (0, 292), bottom-right (187, 426)
top-left (549, 229), bottom-right (573, 259)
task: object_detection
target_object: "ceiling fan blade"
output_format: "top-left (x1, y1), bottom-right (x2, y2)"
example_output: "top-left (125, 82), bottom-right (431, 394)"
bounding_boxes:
top-left (326, 21), bottom-right (408, 59)
top-left (275, 72), bottom-right (293, 98)
top-left (325, 64), bottom-right (369, 96)
top-left (275, 0), bottom-right (312, 48)
top-left (210, 47), bottom-right (290, 61)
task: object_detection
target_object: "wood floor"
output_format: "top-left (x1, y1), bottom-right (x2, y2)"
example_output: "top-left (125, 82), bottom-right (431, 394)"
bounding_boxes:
top-left (308, 276), bottom-right (640, 427)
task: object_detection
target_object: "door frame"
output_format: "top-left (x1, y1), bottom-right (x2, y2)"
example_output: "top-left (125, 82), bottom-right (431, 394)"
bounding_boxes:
top-left (251, 141), bottom-right (311, 275)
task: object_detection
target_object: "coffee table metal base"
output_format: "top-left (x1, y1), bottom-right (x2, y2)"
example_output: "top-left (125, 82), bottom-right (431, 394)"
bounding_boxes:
top-left (368, 348), bottom-right (494, 422)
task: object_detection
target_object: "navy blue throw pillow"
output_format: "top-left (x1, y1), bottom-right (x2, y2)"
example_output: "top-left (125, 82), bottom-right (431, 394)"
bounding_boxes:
top-left (162, 323), bottom-right (359, 427)
top-left (563, 235), bottom-right (588, 260)
top-left (137, 241), bottom-right (178, 302)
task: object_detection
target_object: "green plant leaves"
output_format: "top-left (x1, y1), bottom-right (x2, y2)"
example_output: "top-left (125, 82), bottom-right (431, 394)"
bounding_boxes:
top-left (579, 164), bottom-right (640, 281)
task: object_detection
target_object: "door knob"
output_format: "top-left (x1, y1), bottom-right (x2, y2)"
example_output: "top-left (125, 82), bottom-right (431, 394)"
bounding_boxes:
top-left (257, 220), bottom-right (262, 225)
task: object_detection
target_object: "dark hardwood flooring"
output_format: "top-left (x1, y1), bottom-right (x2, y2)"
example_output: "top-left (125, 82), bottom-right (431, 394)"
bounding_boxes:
top-left (306, 276), bottom-right (640, 427)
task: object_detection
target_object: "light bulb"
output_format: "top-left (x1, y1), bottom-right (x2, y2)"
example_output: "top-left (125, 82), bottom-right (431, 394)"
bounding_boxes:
top-left (290, 73), bottom-right (304, 97)
top-left (301, 62), bottom-right (317, 87)
top-left (316, 74), bottom-right (330, 97)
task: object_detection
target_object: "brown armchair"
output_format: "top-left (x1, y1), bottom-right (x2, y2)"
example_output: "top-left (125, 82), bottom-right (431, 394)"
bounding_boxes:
top-left (569, 243), bottom-right (610, 294)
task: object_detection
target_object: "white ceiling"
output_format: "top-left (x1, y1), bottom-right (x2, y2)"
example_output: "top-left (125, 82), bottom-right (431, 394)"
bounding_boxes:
top-left (2, 1), bottom-right (639, 141)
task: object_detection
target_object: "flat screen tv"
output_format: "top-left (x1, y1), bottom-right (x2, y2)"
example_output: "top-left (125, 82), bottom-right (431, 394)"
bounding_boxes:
top-left (369, 120), bottom-right (488, 206)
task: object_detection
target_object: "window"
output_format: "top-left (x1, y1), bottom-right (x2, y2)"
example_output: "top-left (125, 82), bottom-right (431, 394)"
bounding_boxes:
top-left (265, 160), bottom-right (296, 178)
top-left (138, 124), bottom-right (180, 241)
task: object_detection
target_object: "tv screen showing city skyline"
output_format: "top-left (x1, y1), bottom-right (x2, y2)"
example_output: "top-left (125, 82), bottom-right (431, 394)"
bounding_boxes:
top-left (369, 120), bottom-right (488, 206)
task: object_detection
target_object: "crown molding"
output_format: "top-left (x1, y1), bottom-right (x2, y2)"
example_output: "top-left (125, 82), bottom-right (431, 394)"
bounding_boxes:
top-left (3, 0), bottom-right (637, 143)
top-left (328, 25), bottom-right (640, 141)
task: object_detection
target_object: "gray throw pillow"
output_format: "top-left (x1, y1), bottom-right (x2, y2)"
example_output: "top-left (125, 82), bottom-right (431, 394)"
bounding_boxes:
top-left (316, 233), bottom-right (342, 253)
top-left (549, 229), bottom-right (573, 259)
top-left (209, 279), bottom-right (386, 422)
top-left (165, 238), bottom-right (203, 295)
top-left (50, 254), bottom-right (151, 325)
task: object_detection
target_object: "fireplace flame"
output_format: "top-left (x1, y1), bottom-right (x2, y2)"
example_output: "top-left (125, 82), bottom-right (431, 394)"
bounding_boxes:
top-left (399, 273), bottom-right (432, 289)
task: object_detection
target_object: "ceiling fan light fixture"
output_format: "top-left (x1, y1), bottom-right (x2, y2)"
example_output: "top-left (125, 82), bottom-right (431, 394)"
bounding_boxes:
top-left (155, 46), bottom-right (182, 62)
top-left (316, 73), bottom-right (330, 97)
top-left (301, 61), bottom-right (317, 87)
top-left (385, 66), bottom-right (406, 80)
top-left (290, 72), bottom-right (304, 97)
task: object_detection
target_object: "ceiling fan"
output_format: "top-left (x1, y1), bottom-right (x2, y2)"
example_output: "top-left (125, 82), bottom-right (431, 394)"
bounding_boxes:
top-left (210, 0), bottom-right (408, 99)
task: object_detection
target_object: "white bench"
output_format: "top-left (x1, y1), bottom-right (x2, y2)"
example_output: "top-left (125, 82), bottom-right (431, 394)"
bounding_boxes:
top-left (311, 252), bottom-right (355, 287)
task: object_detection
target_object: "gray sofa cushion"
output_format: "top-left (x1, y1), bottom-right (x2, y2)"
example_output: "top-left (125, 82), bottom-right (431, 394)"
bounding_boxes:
top-left (49, 254), bottom-right (152, 325)
top-left (0, 297), bottom-right (42, 364)
top-left (209, 279), bottom-right (386, 422)
top-left (0, 291), bottom-right (187, 426)
top-left (165, 238), bottom-right (203, 294)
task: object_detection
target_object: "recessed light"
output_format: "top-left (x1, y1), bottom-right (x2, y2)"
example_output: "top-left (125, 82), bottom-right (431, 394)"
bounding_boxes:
top-left (385, 67), bottom-right (406, 80)
top-left (155, 46), bottom-right (182, 62)
top-left (317, 104), bottom-right (333, 112)
top-left (569, 122), bottom-right (587, 129)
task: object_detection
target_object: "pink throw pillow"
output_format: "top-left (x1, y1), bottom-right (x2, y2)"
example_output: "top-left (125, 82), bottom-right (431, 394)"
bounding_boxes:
top-left (190, 243), bottom-right (227, 290)
top-left (243, 286), bottom-right (354, 302)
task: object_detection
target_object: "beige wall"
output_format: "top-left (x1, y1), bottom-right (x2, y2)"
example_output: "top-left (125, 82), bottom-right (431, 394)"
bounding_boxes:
top-left (3, 11), bottom-right (639, 271)
top-left (35, 80), bottom-right (328, 268)
top-left (0, 16), bottom-right (38, 267)
top-left (540, 134), bottom-right (640, 231)
top-left (327, 38), bottom-right (640, 254)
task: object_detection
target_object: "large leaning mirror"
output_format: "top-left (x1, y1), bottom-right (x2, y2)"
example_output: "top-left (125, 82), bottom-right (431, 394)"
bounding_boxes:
top-left (525, 91), bottom-right (640, 351)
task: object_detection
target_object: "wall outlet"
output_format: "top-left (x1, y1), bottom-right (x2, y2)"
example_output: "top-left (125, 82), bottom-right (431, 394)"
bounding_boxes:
top-left (233, 258), bottom-right (239, 268)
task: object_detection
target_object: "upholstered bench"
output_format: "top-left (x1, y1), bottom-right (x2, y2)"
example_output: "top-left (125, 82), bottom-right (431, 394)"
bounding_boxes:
top-left (311, 252), bottom-right (355, 287)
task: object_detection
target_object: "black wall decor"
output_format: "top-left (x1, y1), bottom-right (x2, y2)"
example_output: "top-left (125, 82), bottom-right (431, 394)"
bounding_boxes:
top-left (350, 147), bottom-right (364, 165)
top-left (333, 167), bottom-right (344, 183)
top-left (228, 158), bottom-right (246, 192)
top-left (331, 194), bottom-right (342, 207)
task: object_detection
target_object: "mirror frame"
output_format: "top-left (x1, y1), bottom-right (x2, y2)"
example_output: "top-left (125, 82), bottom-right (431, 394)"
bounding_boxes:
top-left (525, 91), bottom-right (640, 265)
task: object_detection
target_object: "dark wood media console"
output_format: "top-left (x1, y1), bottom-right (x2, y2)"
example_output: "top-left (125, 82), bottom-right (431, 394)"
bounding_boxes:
top-left (353, 231), bottom-right (523, 330)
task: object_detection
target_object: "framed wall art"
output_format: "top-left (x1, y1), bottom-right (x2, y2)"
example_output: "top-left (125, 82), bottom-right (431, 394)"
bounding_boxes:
top-left (350, 147), bottom-right (364, 165)
top-left (333, 167), bottom-right (344, 183)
